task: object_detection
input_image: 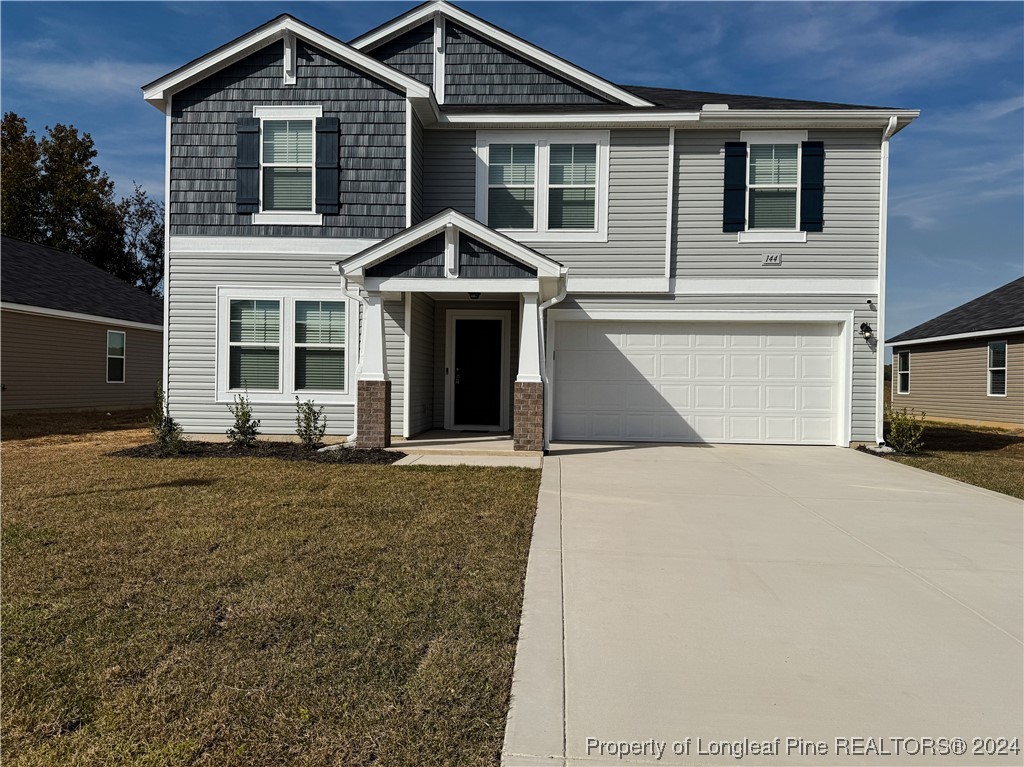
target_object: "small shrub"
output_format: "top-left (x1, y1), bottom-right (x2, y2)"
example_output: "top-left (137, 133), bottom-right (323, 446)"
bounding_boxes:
top-left (226, 391), bottom-right (260, 448)
top-left (295, 397), bottom-right (327, 450)
top-left (150, 382), bottom-right (184, 454)
top-left (885, 403), bottom-right (926, 454)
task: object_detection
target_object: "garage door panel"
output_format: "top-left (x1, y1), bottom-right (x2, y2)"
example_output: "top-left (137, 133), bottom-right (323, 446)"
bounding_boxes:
top-left (553, 321), bottom-right (839, 445)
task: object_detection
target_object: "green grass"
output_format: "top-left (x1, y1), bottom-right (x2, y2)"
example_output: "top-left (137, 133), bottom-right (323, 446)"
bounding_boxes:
top-left (883, 420), bottom-right (1024, 499)
top-left (1, 419), bottom-right (541, 766)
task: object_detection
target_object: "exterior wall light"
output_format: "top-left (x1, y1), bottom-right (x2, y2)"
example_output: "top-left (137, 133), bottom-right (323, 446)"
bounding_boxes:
top-left (859, 322), bottom-right (873, 339)
top-left (468, 292), bottom-right (481, 300)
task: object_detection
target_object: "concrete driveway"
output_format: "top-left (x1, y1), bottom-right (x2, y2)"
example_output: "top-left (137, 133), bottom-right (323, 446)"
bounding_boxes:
top-left (503, 444), bottom-right (1023, 767)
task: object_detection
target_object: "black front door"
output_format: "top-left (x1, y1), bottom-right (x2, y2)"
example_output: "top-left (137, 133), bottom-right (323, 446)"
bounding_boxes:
top-left (453, 318), bottom-right (503, 427)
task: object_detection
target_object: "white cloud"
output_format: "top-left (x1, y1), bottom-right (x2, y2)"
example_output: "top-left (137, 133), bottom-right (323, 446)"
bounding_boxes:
top-left (2, 57), bottom-right (168, 102)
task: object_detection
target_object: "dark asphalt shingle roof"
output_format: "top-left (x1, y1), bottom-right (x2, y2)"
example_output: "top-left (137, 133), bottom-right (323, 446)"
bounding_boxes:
top-left (1, 236), bottom-right (164, 326)
top-left (887, 277), bottom-right (1024, 344)
top-left (621, 85), bottom-right (899, 111)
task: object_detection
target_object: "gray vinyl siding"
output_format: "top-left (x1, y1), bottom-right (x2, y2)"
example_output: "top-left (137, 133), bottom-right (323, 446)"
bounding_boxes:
top-left (674, 129), bottom-right (881, 278)
top-left (1, 309), bottom-right (162, 411)
top-left (408, 293), bottom-right (435, 435)
top-left (384, 299), bottom-right (406, 434)
top-left (432, 300), bottom-right (520, 429)
top-left (165, 251), bottom-right (355, 435)
top-left (444, 23), bottom-right (611, 105)
top-left (422, 130), bottom-right (477, 218)
top-left (421, 128), bottom-right (669, 276)
top-left (367, 22), bottom-right (433, 85)
top-left (554, 295), bottom-right (880, 442)
top-left (410, 110), bottom-right (425, 223)
top-left (891, 335), bottom-right (1024, 426)
top-left (170, 39), bottom-right (406, 239)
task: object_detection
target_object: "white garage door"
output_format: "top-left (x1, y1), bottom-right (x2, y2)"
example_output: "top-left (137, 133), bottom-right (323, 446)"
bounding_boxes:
top-left (553, 321), bottom-right (841, 445)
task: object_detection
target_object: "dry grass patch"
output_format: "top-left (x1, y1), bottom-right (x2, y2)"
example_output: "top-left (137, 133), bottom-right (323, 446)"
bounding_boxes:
top-left (882, 421), bottom-right (1024, 499)
top-left (2, 422), bottom-right (540, 766)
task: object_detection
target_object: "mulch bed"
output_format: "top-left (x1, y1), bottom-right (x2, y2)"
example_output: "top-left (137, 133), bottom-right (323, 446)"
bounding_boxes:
top-left (111, 441), bottom-right (405, 464)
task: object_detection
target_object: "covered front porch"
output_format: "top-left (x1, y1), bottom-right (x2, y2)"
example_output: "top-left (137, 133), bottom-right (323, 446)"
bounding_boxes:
top-left (336, 210), bottom-right (566, 452)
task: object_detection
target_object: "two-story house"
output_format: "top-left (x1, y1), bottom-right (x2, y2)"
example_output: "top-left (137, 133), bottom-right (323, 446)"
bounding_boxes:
top-left (143, 1), bottom-right (917, 451)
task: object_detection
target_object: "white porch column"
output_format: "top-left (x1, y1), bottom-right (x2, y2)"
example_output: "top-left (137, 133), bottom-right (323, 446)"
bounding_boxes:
top-left (360, 294), bottom-right (388, 381)
top-left (516, 292), bottom-right (542, 383)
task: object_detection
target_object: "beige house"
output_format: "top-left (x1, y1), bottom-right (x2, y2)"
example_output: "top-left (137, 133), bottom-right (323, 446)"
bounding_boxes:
top-left (888, 277), bottom-right (1023, 428)
top-left (1, 237), bottom-right (164, 412)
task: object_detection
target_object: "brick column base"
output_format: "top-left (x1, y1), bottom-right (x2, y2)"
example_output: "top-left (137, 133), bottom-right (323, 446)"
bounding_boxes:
top-left (358, 379), bottom-right (392, 449)
top-left (514, 381), bottom-right (545, 452)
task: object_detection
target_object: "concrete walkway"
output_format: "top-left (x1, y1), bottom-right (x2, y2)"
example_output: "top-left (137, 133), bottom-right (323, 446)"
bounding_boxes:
top-left (503, 444), bottom-right (1023, 766)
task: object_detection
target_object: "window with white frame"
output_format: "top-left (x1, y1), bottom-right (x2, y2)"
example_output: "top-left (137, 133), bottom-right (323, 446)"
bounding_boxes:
top-left (106, 330), bottom-right (125, 383)
top-left (477, 131), bottom-right (609, 241)
top-left (218, 290), bottom-right (352, 402)
top-left (262, 119), bottom-right (313, 212)
top-left (988, 341), bottom-right (1007, 396)
top-left (747, 142), bottom-right (799, 230)
top-left (896, 350), bottom-right (910, 394)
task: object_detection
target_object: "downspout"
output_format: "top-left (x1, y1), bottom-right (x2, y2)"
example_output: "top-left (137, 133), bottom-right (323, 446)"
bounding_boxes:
top-left (876, 116), bottom-right (898, 445)
top-left (538, 272), bottom-right (568, 451)
top-left (334, 263), bottom-right (369, 442)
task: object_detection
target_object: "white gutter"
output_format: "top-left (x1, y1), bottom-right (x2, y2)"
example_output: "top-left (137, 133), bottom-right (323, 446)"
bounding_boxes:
top-left (876, 115), bottom-right (898, 444)
top-left (887, 326), bottom-right (1024, 347)
top-left (538, 274), bottom-right (568, 451)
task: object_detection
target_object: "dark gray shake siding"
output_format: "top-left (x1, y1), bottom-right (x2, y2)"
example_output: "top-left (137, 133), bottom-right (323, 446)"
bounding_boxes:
top-left (367, 22), bottom-right (434, 85)
top-left (170, 40), bottom-right (406, 239)
top-left (444, 24), bottom-right (612, 105)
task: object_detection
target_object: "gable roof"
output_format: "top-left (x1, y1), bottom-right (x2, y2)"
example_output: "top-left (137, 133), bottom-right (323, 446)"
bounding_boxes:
top-left (0, 236), bottom-right (164, 327)
top-left (621, 86), bottom-right (901, 112)
top-left (887, 277), bottom-right (1024, 345)
top-left (143, 14), bottom-right (431, 111)
top-left (349, 0), bottom-right (654, 108)
top-left (338, 208), bottom-right (564, 279)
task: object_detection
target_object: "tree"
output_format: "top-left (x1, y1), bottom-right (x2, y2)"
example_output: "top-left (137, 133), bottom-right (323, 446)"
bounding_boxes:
top-left (1, 113), bottom-right (43, 242)
top-left (1, 112), bottom-right (164, 295)
top-left (121, 184), bottom-right (165, 296)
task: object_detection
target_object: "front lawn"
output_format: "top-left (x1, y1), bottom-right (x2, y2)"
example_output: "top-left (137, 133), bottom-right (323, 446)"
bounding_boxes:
top-left (1, 419), bottom-right (541, 766)
top-left (882, 421), bottom-right (1024, 499)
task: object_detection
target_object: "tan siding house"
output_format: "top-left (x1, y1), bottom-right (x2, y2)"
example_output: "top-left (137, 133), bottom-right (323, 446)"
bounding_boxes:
top-left (888, 278), bottom-right (1024, 429)
top-left (1, 237), bottom-right (164, 412)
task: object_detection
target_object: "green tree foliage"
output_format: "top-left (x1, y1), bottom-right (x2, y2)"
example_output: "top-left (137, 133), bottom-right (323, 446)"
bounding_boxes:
top-left (1, 112), bottom-right (164, 296)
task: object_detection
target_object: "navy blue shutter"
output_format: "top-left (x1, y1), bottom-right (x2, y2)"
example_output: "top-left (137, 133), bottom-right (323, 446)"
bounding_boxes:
top-left (722, 142), bottom-right (747, 232)
top-left (800, 141), bottom-right (825, 232)
top-left (235, 117), bottom-right (260, 213)
top-left (315, 117), bottom-right (340, 214)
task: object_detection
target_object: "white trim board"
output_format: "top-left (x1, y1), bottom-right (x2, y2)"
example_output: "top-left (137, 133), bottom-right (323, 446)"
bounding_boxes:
top-left (350, 1), bottom-right (653, 108)
top-left (671, 277), bottom-right (878, 296)
top-left (887, 326), bottom-right (1024, 347)
top-left (1, 302), bottom-right (163, 332)
top-left (169, 236), bottom-right (379, 256)
top-left (143, 15), bottom-right (431, 111)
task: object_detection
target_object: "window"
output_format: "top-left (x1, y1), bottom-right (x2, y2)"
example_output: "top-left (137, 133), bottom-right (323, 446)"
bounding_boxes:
top-left (217, 290), bottom-right (352, 403)
top-left (106, 330), bottom-right (125, 383)
top-left (988, 341), bottom-right (1007, 396)
top-left (262, 119), bottom-right (313, 212)
top-left (748, 143), bottom-right (798, 229)
top-left (896, 351), bottom-right (910, 394)
top-left (477, 131), bottom-right (609, 241)
top-left (229, 300), bottom-right (281, 390)
top-left (295, 301), bottom-right (345, 391)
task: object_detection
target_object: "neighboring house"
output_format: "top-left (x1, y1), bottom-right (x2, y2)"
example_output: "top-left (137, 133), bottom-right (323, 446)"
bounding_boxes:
top-left (1, 236), bottom-right (164, 411)
top-left (142, 1), bottom-right (918, 451)
top-left (887, 278), bottom-right (1024, 428)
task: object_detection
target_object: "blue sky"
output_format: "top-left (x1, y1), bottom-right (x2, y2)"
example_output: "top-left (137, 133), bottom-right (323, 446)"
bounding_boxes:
top-left (2, 1), bottom-right (1022, 341)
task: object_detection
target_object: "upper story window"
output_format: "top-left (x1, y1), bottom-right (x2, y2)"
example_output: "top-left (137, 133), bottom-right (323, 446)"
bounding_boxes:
top-left (896, 350), bottom-right (910, 394)
top-left (476, 131), bottom-right (609, 242)
top-left (244, 106), bottom-right (327, 226)
top-left (988, 341), bottom-right (1007, 396)
top-left (262, 120), bottom-right (313, 212)
top-left (725, 131), bottom-right (823, 243)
